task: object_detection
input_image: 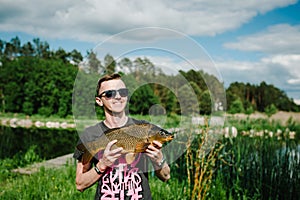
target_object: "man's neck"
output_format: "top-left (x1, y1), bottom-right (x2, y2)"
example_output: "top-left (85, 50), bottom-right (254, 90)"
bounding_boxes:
top-left (104, 112), bottom-right (128, 128)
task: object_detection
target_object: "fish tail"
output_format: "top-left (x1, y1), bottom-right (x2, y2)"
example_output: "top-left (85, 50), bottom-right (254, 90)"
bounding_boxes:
top-left (82, 152), bottom-right (93, 165)
top-left (77, 143), bottom-right (93, 164)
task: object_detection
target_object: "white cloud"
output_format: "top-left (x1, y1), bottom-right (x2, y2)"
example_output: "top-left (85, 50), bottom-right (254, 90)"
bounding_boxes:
top-left (214, 54), bottom-right (300, 99)
top-left (262, 54), bottom-right (300, 85)
top-left (294, 99), bottom-right (300, 105)
top-left (0, 0), bottom-right (296, 42)
top-left (221, 23), bottom-right (300, 99)
top-left (224, 24), bottom-right (300, 54)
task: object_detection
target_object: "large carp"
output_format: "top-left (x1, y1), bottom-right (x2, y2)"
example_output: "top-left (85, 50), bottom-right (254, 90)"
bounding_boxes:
top-left (77, 123), bottom-right (174, 164)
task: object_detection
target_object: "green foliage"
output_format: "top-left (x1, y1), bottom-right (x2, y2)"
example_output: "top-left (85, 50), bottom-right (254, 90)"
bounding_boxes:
top-left (0, 117), bottom-right (300, 199)
top-left (104, 54), bottom-right (116, 74)
top-left (216, 135), bottom-right (300, 200)
top-left (228, 98), bottom-right (244, 114)
top-left (200, 90), bottom-right (212, 115)
top-left (0, 163), bottom-right (95, 200)
top-left (177, 84), bottom-right (199, 115)
top-left (23, 145), bottom-right (42, 165)
top-left (129, 84), bottom-right (160, 115)
top-left (227, 81), bottom-right (299, 112)
top-left (265, 103), bottom-right (278, 117)
top-left (0, 56), bottom-right (78, 117)
top-left (244, 105), bottom-right (254, 115)
top-left (87, 50), bottom-right (103, 73)
top-left (0, 36), bottom-right (299, 117)
top-left (22, 101), bottom-right (34, 115)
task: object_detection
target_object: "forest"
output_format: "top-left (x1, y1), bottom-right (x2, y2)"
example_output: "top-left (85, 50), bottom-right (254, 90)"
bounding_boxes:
top-left (0, 36), bottom-right (299, 118)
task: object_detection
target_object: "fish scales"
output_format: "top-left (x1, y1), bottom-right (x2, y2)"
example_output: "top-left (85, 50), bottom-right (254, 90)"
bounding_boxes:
top-left (77, 123), bottom-right (173, 164)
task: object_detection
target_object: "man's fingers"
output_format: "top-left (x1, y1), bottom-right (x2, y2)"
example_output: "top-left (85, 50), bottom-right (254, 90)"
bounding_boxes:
top-left (110, 147), bottom-right (123, 154)
top-left (152, 140), bottom-right (162, 148)
top-left (106, 140), bottom-right (118, 150)
top-left (147, 145), bottom-right (157, 151)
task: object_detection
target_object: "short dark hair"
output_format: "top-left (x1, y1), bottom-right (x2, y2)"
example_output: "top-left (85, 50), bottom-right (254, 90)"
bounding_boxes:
top-left (96, 73), bottom-right (121, 96)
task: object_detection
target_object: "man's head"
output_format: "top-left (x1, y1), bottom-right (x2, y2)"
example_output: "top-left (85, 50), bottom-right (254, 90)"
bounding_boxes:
top-left (95, 73), bottom-right (128, 114)
top-left (96, 73), bottom-right (122, 96)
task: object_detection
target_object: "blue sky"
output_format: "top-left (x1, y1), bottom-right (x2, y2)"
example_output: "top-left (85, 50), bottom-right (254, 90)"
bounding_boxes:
top-left (0, 0), bottom-right (299, 104)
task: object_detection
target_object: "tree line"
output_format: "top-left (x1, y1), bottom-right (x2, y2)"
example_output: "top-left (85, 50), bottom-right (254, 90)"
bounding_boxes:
top-left (0, 37), bottom-right (299, 118)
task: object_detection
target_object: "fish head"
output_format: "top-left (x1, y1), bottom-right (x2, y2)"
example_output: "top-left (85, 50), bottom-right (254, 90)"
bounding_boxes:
top-left (149, 125), bottom-right (174, 143)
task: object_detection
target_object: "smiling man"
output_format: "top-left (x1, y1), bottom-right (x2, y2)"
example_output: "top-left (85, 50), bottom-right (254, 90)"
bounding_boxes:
top-left (73, 73), bottom-right (171, 200)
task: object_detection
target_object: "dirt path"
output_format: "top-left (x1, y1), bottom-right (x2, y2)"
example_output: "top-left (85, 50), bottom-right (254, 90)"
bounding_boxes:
top-left (11, 153), bottom-right (74, 175)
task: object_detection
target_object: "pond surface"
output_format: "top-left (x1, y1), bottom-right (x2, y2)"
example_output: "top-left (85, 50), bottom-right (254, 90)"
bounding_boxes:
top-left (0, 126), bottom-right (78, 160)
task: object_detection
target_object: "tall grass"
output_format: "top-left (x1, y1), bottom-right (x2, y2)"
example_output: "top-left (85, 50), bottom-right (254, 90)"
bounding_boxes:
top-left (1, 117), bottom-right (299, 199)
top-left (0, 161), bottom-right (95, 199)
top-left (208, 132), bottom-right (300, 199)
top-left (185, 127), bottom-right (224, 200)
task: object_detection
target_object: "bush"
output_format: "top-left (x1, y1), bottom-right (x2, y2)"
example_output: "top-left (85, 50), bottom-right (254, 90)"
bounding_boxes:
top-left (265, 103), bottom-right (277, 117)
top-left (229, 98), bottom-right (244, 114)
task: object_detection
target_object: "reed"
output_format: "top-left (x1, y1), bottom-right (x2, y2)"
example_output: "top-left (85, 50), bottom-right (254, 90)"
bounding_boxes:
top-left (185, 123), bottom-right (225, 200)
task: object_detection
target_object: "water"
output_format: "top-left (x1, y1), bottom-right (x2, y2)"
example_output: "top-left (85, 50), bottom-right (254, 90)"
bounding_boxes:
top-left (0, 126), bottom-right (78, 160)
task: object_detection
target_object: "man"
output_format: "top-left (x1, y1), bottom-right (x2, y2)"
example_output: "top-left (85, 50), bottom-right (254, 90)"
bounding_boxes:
top-left (73, 73), bottom-right (171, 199)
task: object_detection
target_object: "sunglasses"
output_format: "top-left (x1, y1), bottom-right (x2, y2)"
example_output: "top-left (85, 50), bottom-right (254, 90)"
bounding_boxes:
top-left (99, 88), bottom-right (129, 99)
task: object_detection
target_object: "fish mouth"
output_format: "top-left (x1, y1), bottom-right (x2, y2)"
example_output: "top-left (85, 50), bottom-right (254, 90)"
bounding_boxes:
top-left (166, 135), bottom-right (174, 141)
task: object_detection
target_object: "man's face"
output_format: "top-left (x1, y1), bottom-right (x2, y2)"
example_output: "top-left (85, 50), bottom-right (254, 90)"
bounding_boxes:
top-left (96, 79), bottom-right (128, 114)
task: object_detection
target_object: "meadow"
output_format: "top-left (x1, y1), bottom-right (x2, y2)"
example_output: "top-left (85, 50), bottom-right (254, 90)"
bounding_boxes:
top-left (0, 114), bottom-right (299, 200)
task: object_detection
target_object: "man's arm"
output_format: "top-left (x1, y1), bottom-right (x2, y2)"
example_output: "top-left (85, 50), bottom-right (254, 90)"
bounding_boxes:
top-left (75, 161), bottom-right (103, 192)
top-left (153, 159), bottom-right (171, 182)
top-left (75, 140), bottom-right (123, 192)
top-left (145, 141), bottom-right (171, 182)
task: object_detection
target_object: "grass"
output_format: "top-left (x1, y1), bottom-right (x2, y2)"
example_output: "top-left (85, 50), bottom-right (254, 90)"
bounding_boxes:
top-left (0, 162), bottom-right (96, 200)
top-left (1, 138), bottom-right (299, 200)
top-left (1, 114), bottom-right (299, 199)
top-left (0, 160), bottom-right (182, 200)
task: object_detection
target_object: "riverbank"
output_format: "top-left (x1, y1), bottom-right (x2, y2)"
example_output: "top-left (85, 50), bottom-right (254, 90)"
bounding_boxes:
top-left (1, 111), bottom-right (299, 130)
top-left (229, 111), bottom-right (300, 124)
top-left (0, 113), bottom-right (76, 129)
top-left (11, 153), bottom-right (74, 175)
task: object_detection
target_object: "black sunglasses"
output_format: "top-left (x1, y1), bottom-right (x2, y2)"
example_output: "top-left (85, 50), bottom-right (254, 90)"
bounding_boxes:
top-left (99, 88), bottom-right (129, 99)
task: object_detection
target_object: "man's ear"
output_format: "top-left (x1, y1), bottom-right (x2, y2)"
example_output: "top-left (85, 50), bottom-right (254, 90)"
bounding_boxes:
top-left (95, 97), bottom-right (103, 106)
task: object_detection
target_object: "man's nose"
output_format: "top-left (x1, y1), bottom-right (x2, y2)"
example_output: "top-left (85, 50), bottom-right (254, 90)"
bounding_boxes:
top-left (114, 91), bottom-right (122, 98)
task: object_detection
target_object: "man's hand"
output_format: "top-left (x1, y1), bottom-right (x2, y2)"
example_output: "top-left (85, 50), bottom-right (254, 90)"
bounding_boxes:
top-left (145, 140), bottom-right (164, 165)
top-left (97, 140), bottom-right (123, 171)
top-left (145, 140), bottom-right (171, 181)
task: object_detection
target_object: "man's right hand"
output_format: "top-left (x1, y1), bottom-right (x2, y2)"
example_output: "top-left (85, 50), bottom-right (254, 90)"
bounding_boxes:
top-left (97, 140), bottom-right (123, 171)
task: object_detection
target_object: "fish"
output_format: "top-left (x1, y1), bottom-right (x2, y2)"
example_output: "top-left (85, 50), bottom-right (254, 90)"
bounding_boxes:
top-left (76, 123), bottom-right (174, 165)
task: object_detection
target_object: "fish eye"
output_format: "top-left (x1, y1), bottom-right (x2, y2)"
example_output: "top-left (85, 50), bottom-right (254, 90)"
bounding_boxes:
top-left (160, 130), bottom-right (167, 136)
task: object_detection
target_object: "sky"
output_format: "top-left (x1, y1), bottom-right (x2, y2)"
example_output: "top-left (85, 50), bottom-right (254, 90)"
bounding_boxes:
top-left (0, 0), bottom-right (300, 104)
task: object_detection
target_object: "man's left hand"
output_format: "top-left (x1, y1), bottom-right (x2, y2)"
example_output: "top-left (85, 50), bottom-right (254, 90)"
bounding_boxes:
top-left (145, 140), bottom-right (164, 165)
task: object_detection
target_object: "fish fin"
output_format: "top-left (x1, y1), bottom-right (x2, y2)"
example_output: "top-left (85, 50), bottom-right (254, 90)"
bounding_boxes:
top-left (82, 152), bottom-right (93, 165)
top-left (135, 142), bottom-right (150, 153)
top-left (125, 153), bottom-right (136, 164)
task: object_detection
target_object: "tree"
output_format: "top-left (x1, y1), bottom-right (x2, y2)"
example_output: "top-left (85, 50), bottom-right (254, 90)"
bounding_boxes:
top-left (0, 39), bottom-right (5, 58)
top-left (118, 57), bottom-right (133, 73)
top-left (129, 84), bottom-right (160, 115)
top-left (177, 84), bottom-right (199, 115)
top-left (199, 90), bottom-right (212, 115)
top-left (54, 48), bottom-right (69, 62)
top-left (69, 49), bottom-right (83, 64)
top-left (229, 98), bottom-right (245, 114)
top-left (11, 36), bottom-right (21, 55)
top-left (104, 54), bottom-right (116, 74)
top-left (87, 51), bottom-right (102, 74)
top-left (33, 38), bottom-right (50, 58)
top-left (265, 104), bottom-right (277, 117)
top-left (21, 42), bottom-right (35, 57)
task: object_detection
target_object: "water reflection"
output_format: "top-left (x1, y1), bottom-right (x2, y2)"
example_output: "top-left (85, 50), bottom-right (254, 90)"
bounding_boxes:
top-left (0, 126), bottom-right (78, 160)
